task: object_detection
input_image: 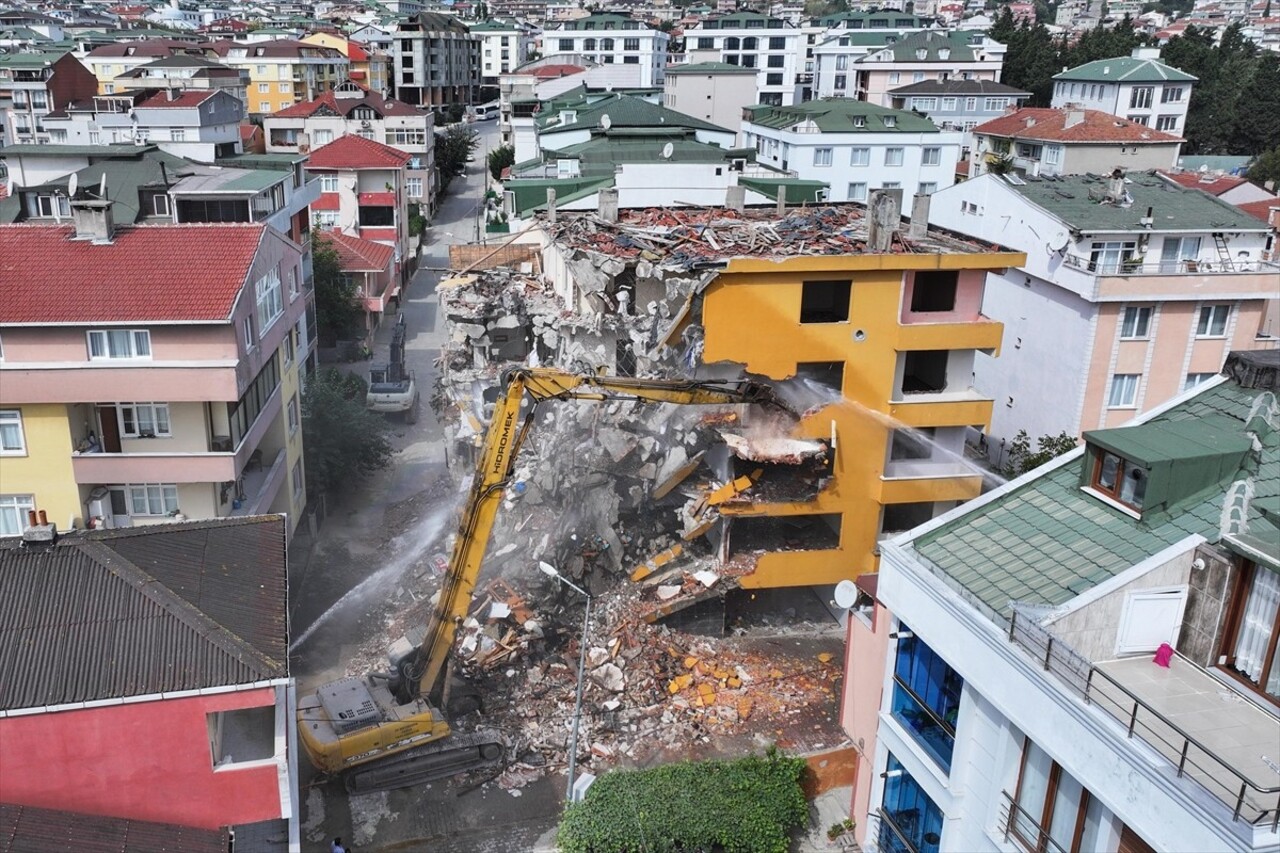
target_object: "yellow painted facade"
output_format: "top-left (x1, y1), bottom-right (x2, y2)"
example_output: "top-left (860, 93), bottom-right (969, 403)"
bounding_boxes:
top-left (0, 404), bottom-right (81, 530)
top-left (301, 33), bottom-right (389, 94)
top-left (227, 57), bottom-right (347, 115)
top-left (700, 251), bottom-right (1023, 588)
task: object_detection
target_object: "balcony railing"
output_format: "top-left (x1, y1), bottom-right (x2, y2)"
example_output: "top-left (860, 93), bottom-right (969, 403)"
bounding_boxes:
top-left (999, 790), bottom-right (1070, 853)
top-left (874, 807), bottom-right (934, 853)
top-left (1007, 607), bottom-right (1280, 830)
top-left (1062, 254), bottom-right (1279, 276)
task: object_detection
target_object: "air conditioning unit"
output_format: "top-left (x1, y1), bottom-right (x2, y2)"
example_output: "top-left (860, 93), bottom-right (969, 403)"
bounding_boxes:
top-left (361, 120), bottom-right (372, 128)
top-left (87, 488), bottom-right (114, 529)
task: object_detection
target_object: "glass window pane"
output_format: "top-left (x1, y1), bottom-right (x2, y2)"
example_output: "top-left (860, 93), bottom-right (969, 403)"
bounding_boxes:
top-left (108, 330), bottom-right (131, 357)
top-left (1098, 454), bottom-right (1120, 490)
top-left (156, 406), bottom-right (170, 434)
top-left (89, 332), bottom-right (105, 357)
top-left (1015, 741), bottom-right (1053, 843)
top-left (1120, 466), bottom-right (1147, 507)
top-left (1048, 771), bottom-right (1083, 849)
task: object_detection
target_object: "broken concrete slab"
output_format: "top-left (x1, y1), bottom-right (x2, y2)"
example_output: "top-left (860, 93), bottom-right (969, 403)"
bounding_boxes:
top-left (653, 449), bottom-right (705, 500)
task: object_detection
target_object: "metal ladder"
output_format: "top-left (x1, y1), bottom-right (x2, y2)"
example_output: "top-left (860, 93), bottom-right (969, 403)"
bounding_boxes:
top-left (1213, 233), bottom-right (1233, 270)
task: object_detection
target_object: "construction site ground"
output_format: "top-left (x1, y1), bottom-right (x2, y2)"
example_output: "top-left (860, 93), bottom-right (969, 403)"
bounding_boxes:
top-left (288, 139), bottom-right (856, 851)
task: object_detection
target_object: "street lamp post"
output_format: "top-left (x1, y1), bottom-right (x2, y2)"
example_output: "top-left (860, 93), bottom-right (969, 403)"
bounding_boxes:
top-left (539, 560), bottom-right (591, 802)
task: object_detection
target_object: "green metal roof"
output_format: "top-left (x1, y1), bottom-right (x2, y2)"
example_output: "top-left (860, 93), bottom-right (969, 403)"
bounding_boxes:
top-left (1003, 170), bottom-right (1268, 233)
top-left (216, 153), bottom-right (307, 168)
top-left (666, 61), bottom-right (759, 75)
top-left (871, 30), bottom-right (981, 63)
top-left (536, 92), bottom-right (732, 136)
top-left (525, 130), bottom-right (751, 179)
top-left (743, 99), bottom-right (937, 133)
top-left (0, 144), bottom-right (156, 157)
top-left (559, 14), bottom-right (650, 30)
top-left (817, 31), bottom-right (902, 47)
top-left (911, 377), bottom-right (1279, 616)
top-left (815, 10), bottom-right (929, 26)
top-left (506, 176), bottom-right (613, 217)
top-left (1177, 155), bottom-right (1251, 174)
top-left (469, 18), bottom-right (521, 31)
top-left (0, 50), bottom-right (68, 67)
top-left (737, 177), bottom-right (829, 203)
top-left (1054, 56), bottom-right (1197, 83)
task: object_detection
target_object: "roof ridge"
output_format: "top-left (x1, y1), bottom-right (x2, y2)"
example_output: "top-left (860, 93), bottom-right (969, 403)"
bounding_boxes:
top-left (80, 539), bottom-right (284, 676)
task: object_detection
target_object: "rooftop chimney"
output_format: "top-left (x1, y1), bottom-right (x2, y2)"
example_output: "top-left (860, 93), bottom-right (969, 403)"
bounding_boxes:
top-left (867, 188), bottom-right (903, 253)
top-left (725, 183), bottom-right (745, 213)
top-left (775, 183), bottom-right (787, 216)
top-left (907, 193), bottom-right (930, 240)
top-left (70, 189), bottom-right (116, 244)
top-left (598, 187), bottom-right (618, 223)
top-left (1064, 110), bottom-right (1085, 129)
top-left (21, 509), bottom-right (57, 547)
top-left (166, 87), bottom-right (180, 101)
top-left (546, 187), bottom-right (557, 224)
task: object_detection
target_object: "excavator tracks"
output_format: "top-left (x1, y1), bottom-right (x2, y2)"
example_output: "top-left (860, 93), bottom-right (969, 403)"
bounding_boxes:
top-left (343, 730), bottom-right (508, 794)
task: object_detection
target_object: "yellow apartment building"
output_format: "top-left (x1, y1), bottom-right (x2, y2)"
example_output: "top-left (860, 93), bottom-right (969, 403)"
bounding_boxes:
top-left (538, 195), bottom-right (1026, 588)
top-left (301, 33), bottom-right (389, 94)
top-left (209, 39), bottom-right (347, 114)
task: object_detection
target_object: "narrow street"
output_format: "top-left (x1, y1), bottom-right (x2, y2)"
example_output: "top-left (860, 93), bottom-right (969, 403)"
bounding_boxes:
top-left (288, 122), bottom-right (565, 852)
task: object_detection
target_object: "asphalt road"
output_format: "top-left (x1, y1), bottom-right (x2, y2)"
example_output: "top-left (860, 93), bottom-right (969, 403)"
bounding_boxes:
top-left (288, 123), bottom-right (566, 852)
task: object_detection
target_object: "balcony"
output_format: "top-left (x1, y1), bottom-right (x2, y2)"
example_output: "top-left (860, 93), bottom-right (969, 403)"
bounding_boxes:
top-left (1063, 255), bottom-right (1279, 277)
top-left (875, 807), bottom-right (938, 853)
top-left (1008, 608), bottom-right (1280, 830)
top-left (226, 447), bottom-right (287, 516)
top-left (998, 791), bottom-right (1070, 853)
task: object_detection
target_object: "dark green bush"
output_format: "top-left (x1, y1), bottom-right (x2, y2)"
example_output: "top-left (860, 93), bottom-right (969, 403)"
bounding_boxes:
top-left (557, 748), bottom-right (808, 853)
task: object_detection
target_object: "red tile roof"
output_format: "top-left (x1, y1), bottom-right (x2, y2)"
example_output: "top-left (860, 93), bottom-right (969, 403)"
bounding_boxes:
top-left (358, 191), bottom-right (396, 206)
top-left (272, 84), bottom-right (425, 119)
top-left (531, 63), bottom-right (585, 78)
top-left (347, 42), bottom-right (369, 62)
top-left (135, 89), bottom-right (219, 109)
top-left (307, 134), bottom-right (411, 169)
top-left (1158, 170), bottom-right (1250, 196)
top-left (323, 231), bottom-right (395, 271)
top-left (1236, 198), bottom-right (1280, 224)
top-left (239, 124), bottom-right (261, 141)
top-left (974, 107), bottom-right (1184, 144)
top-left (207, 38), bottom-right (344, 59)
top-left (311, 194), bottom-right (341, 211)
top-left (0, 224), bottom-right (266, 325)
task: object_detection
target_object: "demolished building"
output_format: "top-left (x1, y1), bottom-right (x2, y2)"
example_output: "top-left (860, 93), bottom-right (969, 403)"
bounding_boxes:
top-left (436, 192), bottom-right (1027, 598)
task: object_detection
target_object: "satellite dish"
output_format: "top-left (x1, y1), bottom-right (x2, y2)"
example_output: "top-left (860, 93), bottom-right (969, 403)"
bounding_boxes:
top-left (661, 142), bottom-right (674, 160)
top-left (1047, 230), bottom-right (1070, 254)
top-left (833, 579), bottom-right (860, 610)
top-left (600, 113), bottom-right (611, 131)
top-left (67, 172), bottom-right (78, 198)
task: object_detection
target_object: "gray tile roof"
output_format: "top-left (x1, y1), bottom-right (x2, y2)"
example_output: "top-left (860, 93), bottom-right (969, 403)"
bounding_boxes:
top-left (908, 372), bottom-right (1279, 618)
top-left (0, 516), bottom-right (287, 712)
top-left (0, 803), bottom-right (229, 853)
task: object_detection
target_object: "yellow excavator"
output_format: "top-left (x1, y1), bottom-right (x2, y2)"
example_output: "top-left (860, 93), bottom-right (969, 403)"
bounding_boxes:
top-left (297, 367), bottom-right (783, 793)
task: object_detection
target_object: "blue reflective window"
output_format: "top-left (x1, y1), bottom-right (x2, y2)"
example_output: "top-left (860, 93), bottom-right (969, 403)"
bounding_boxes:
top-left (891, 625), bottom-right (961, 772)
top-left (880, 754), bottom-right (944, 853)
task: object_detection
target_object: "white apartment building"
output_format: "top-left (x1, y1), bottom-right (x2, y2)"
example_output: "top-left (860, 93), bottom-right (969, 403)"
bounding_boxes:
top-left (680, 12), bottom-right (805, 106)
top-left (392, 12), bottom-right (481, 108)
top-left (819, 29), bottom-right (1006, 105)
top-left (742, 99), bottom-right (959, 216)
top-left (546, 14), bottom-right (669, 88)
top-left (927, 171), bottom-right (1277, 453)
top-left (471, 19), bottom-right (536, 87)
top-left (842, 349), bottom-right (1280, 853)
top-left (1051, 47), bottom-right (1196, 135)
top-left (42, 89), bottom-right (245, 162)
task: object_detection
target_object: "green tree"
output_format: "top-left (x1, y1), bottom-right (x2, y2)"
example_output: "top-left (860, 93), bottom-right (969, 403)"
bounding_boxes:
top-left (435, 123), bottom-right (479, 195)
top-left (487, 142), bottom-right (516, 180)
top-left (1002, 430), bottom-right (1079, 478)
top-left (301, 368), bottom-right (393, 495)
top-left (445, 102), bottom-right (466, 124)
top-left (407, 202), bottom-right (426, 238)
top-left (1247, 147), bottom-right (1280, 186)
top-left (1232, 52), bottom-right (1280, 155)
top-left (312, 232), bottom-right (363, 345)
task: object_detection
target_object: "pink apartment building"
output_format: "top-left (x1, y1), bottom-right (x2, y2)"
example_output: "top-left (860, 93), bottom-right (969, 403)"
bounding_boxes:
top-left (305, 133), bottom-right (411, 299)
top-left (927, 170), bottom-right (1278, 458)
top-left (0, 199), bottom-right (309, 537)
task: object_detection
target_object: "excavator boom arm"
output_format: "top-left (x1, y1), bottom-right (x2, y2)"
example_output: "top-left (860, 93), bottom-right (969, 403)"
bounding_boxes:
top-left (415, 368), bottom-right (780, 698)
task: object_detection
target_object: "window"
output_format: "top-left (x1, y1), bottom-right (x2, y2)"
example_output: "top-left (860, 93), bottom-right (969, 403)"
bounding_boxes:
top-left (941, 97), bottom-right (957, 111)
top-left (89, 131), bottom-right (101, 145)
top-left (255, 65), bottom-right (267, 76)
top-left (1107, 374), bottom-right (1139, 408)
top-left (1091, 448), bottom-right (1147, 510)
top-left (1044, 145), bottom-right (1062, 166)
top-left (813, 147), bottom-right (833, 167)
top-left (912, 97), bottom-right (937, 111)
top-left (911, 271), bottom-right (957, 312)
top-left (29, 194), bottom-right (70, 218)
top-left (313, 210), bottom-right (338, 228)
top-left (834, 74), bottom-right (846, 90)
top-left (288, 395), bottom-right (299, 434)
top-left (0, 411), bottom-right (25, 455)
top-left (1156, 115), bottom-right (1178, 132)
top-left (1119, 306), bottom-right (1152, 339)
top-left (888, 72), bottom-right (900, 83)
top-left (623, 55), bottom-right (639, 64)
top-left (1127, 114), bottom-right (1148, 126)
top-left (284, 329), bottom-right (295, 365)
top-left (919, 182), bottom-right (937, 195)
top-left (835, 54), bottom-right (848, 71)
top-left (912, 71), bottom-right (925, 82)
top-left (242, 315), bottom-right (256, 350)
top-left (258, 82), bottom-right (270, 93)
top-left (49, 129), bottom-right (67, 143)
top-left (767, 54), bottom-right (784, 68)
top-left (921, 146), bottom-right (940, 166)
top-left (259, 101), bottom-right (271, 113)
top-left (800, 280), bottom-right (851, 323)
top-left (882, 181), bottom-right (902, 189)
top-left (88, 329), bottom-right (151, 360)
top-left (170, 128), bottom-right (186, 143)
top-left (885, 147), bottom-right (904, 167)
top-left (623, 37), bottom-right (639, 51)
top-left (293, 459), bottom-right (304, 501)
top-left (984, 97), bottom-right (1009, 111)
top-left (1220, 561), bottom-right (1280, 700)
top-left (1183, 372), bottom-right (1215, 391)
top-left (583, 37), bottom-right (596, 50)
top-left (890, 624), bottom-right (961, 771)
top-left (880, 753), bottom-right (944, 853)
top-left (766, 72), bottom-right (783, 85)
top-left (769, 36), bottom-right (786, 49)
top-left (313, 129), bottom-right (333, 145)
top-left (1161, 86), bottom-right (1184, 103)
top-left (850, 147), bottom-right (870, 166)
top-left (696, 37), bottom-right (714, 49)
top-left (1089, 240), bottom-right (1137, 274)
top-left (558, 38), bottom-right (574, 51)
top-left (255, 268), bottom-right (284, 333)
top-left (1011, 739), bottom-right (1105, 853)
top-left (0, 494), bottom-right (36, 537)
top-left (1129, 86), bottom-right (1153, 109)
top-left (127, 483), bottom-right (180, 516)
top-left (406, 177), bottom-right (423, 198)
top-left (119, 403), bottom-right (171, 438)
top-left (319, 174), bottom-right (338, 192)
top-left (848, 182), bottom-right (868, 201)
top-left (278, 81), bottom-right (291, 93)
top-left (1196, 304), bottom-right (1230, 337)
